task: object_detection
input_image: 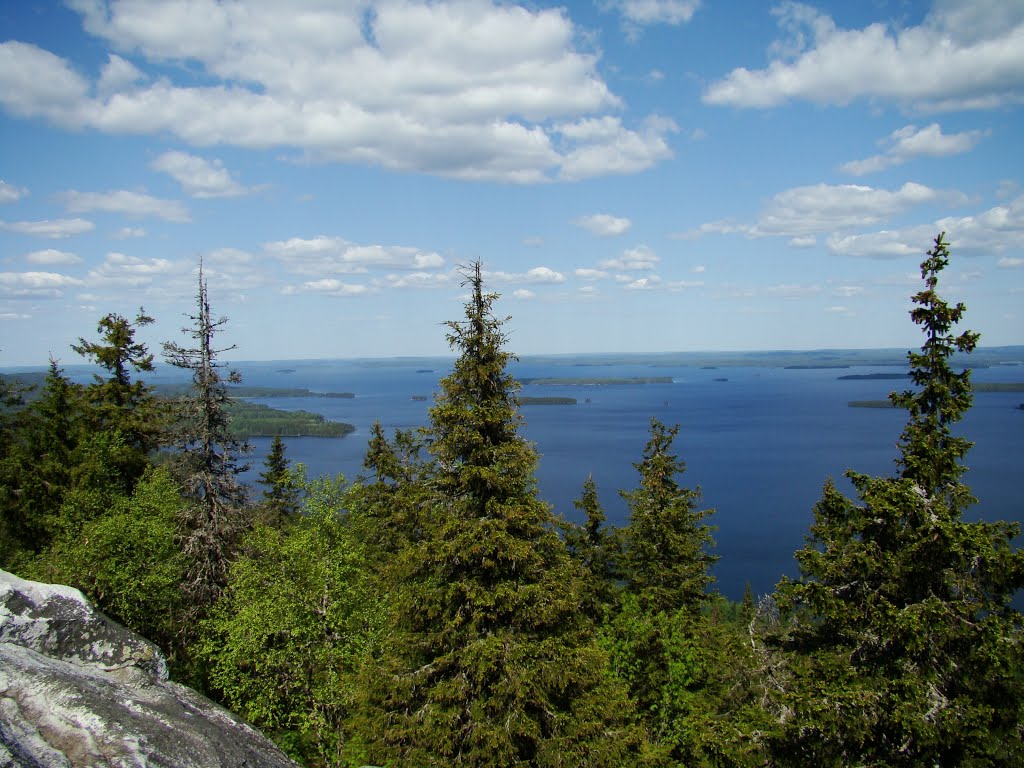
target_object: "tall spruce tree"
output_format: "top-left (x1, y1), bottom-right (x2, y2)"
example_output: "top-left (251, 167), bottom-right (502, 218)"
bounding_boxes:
top-left (163, 265), bottom-right (251, 621)
top-left (71, 309), bottom-right (162, 491)
top-left (768, 233), bottom-right (1024, 766)
top-left (360, 262), bottom-right (638, 767)
top-left (256, 434), bottom-right (301, 527)
top-left (605, 419), bottom-right (737, 766)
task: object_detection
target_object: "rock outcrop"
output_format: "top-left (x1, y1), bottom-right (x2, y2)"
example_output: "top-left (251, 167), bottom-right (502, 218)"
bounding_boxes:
top-left (0, 569), bottom-right (297, 768)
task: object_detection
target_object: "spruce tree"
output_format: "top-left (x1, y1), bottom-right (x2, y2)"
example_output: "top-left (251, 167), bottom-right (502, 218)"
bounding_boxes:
top-left (769, 233), bottom-right (1024, 766)
top-left (71, 309), bottom-right (162, 491)
top-left (163, 265), bottom-right (252, 621)
top-left (360, 262), bottom-right (638, 767)
top-left (257, 434), bottom-right (301, 527)
top-left (563, 474), bottom-right (618, 620)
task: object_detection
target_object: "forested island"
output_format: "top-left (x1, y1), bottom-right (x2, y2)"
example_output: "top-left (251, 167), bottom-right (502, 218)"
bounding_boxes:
top-left (227, 401), bottom-right (355, 437)
top-left (1, 236), bottom-right (1021, 768)
top-left (517, 395), bottom-right (577, 405)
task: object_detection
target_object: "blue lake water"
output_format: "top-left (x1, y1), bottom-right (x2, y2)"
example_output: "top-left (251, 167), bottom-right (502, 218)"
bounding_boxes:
top-left (221, 358), bottom-right (1022, 604)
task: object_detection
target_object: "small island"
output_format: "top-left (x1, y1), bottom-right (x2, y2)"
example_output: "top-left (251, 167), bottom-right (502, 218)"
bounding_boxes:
top-left (517, 396), bottom-right (577, 405)
top-left (518, 376), bottom-right (673, 386)
top-left (837, 373), bottom-right (910, 380)
top-left (227, 401), bottom-right (355, 438)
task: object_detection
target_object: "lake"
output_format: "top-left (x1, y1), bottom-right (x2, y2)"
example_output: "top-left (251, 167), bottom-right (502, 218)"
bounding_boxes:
top-left (221, 355), bottom-right (1024, 604)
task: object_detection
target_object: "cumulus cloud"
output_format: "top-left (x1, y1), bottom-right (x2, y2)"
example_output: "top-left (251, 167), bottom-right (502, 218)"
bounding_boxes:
top-left (0, 181), bottom-right (27, 204)
top-left (825, 195), bottom-right (1024, 259)
top-left (841, 123), bottom-right (988, 175)
top-left (282, 279), bottom-right (372, 297)
top-left (512, 288), bottom-right (536, 299)
top-left (87, 252), bottom-right (182, 288)
top-left (609, 0), bottom-right (701, 26)
top-left (574, 213), bottom-right (632, 236)
top-left (599, 245), bottom-right (659, 271)
top-left (704, 0), bottom-right (1024, 110)
top-left (680, 182), bottom-right (965, 241)
top-left (60, 189), bottom-right (190, 222)
top-left (152, 151), bottom-right (259, 198)
top-left (576, 268), bottom-right (610, 280)
top-left (265, 235), bottom-right (445, 277)
top-left (486, 266), bottom-right (566, 284)
top-left (557, 115), bottom-right (677, 180)
top-left (0, 0), bottom-right (676, 183)
top-left (998, 257), bottom-right (1024, 268)
top-left (0, 271), bottom-right (84, 299)
top-left (0, 217), bottom-right (95, 238)
top-left (25, 249), bottom-right (82, 266)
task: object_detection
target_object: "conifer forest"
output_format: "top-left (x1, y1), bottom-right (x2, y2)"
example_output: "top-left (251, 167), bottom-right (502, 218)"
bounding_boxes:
top-left (1, 234), bottom-right (1022, 767)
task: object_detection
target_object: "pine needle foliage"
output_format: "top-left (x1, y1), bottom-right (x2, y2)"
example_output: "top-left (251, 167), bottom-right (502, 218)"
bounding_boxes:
top-left (360, 261), bottom-right (639, 767)
top-left (769, 233), bottom-right (1024, 766)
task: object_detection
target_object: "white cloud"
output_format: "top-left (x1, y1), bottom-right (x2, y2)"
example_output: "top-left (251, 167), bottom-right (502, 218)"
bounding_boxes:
top-left (574, 213), bottom-right (632, 236)
top-left (998, 256), bottom-right (1024, 268)
top-left (826, 195), bottom-right (1024, 259)
top-left (0, 217), bottom-right (95, 238)
top-left (0, 271), bottom-right (84, 298)
top-left (841, 123), bottom-right (988, 175)
top-left (265, 235), bottom-right (445, 275)
top-left (60, 189), bottom-right (190, 222)
top-left (608, 0), bottom-right (701, 26)
top-left (487, 266), bottom-right (566, 284)
top-left (283, 279), bottom-right (372, 297)
top-left (112, 226), bottom-right (146, 239)
top-left (599, 245), bottom-right (659, 271)
top-left (97, 53), bottom-right (145, 96)
top-left (379, 271), bottom-right (454, 289)
top-left (576, 268), bottom-right (610, 280)
top-left (0, 2), bottom-right (678, 183)
top-left (624, 275), bottom-right (661, 290)
top-left (25, 249), bottom-right (82, 266)
top-left (704, 1), bottom-right (1024, 110)
top-left (684, 182), bottom-right (964, 242)
top-left (557, 115), bottom-right (677, 180)
top-left (87, 252), bottom-right (182, 288)
top-left (0, 181), bottom-right (27, 204)
top-left (512, 288), bottom-right (536, 299)
top-left (152, 151), bottom-right (258, 198)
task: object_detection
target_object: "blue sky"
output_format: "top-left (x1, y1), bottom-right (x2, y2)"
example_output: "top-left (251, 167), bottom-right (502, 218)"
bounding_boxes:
top-left (1, 0), bottom-right (1022, 366)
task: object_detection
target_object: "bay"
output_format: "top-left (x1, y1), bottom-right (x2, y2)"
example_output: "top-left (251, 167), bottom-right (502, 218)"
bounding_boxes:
top-left (234, 356), bottom-right (1024, 604)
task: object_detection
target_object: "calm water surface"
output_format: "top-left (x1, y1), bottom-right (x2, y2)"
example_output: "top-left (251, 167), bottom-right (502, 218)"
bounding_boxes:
top-left (228, 359), bottom-right (1022, 602)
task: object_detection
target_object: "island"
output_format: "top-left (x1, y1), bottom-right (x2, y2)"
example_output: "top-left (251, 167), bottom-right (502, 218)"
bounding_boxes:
top-left (227, 401), bottom-right (355, 438)
top-left (849, 382), bottom-right (1024, 407)
top-left (518, 376), bottom-right (673, 386)
top-left (837, 373), bottom-right (909, 380)
top-left (517, 396), bottom-right (577, 405)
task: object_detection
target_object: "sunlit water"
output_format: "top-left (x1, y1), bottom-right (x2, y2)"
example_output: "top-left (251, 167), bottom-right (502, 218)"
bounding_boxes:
top-left (215, 358), bottom-right (1023, 603)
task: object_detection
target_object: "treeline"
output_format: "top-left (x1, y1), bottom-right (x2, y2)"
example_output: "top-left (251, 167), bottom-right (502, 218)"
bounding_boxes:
top-left (1, 236), bottom-right (1022, 767)
top-left (227, 400), bottom-right (356, 438)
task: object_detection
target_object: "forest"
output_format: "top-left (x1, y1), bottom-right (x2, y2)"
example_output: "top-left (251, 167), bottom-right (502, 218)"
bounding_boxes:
top-left (0, 234), bottom-right (1021, 767)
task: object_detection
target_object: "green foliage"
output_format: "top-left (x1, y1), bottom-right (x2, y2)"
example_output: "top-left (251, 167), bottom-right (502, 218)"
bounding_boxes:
top-left (227, 400), bottom-right (355, 438)
top-left (200, 472), bottom-right (382, 767)
top-left (562, 475), bottom-right (619, 620)
top-left (72, 308), bottom-right (163, 489)
top-left (768, 233), bottom-right (1024, 766)
top-left (28, 466), bottom-right (185, 651)
top-left (0, 361), bottom-right (85, 564)
top-left (256, 435), bottom-right (302, 526)
top-left (620, 418), bottom-right (717, 616)
top-left (359, 262), bottom-right (640, 767)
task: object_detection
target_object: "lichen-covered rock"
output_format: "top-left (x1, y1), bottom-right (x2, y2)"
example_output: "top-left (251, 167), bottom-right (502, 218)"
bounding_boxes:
top-left (0, 570), bottom-right (297, 768)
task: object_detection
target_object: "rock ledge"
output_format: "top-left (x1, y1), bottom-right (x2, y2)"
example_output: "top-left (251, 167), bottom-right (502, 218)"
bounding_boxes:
top-left (0, 569), bottom-right (297, 768)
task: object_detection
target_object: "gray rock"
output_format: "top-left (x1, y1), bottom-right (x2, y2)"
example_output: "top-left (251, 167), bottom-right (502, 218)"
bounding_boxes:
top-left (0, 569), bottom-right (297, 768)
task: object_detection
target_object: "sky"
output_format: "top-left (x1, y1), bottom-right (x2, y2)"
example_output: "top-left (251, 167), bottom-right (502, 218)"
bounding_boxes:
top-left (1, 0), bottom-right (1023, 367)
